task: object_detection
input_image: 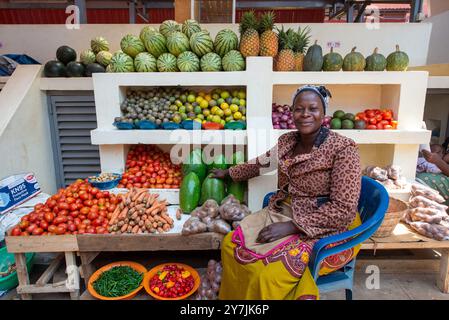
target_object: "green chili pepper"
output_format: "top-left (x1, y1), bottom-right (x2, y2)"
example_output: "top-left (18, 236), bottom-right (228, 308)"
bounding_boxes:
top-left (93, 266), bottom-right (143, 297)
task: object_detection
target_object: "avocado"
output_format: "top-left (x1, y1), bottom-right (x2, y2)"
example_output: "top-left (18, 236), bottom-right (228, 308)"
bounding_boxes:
top-left (354, 119), bottom-right (366, 129)
top-left (342, 119), bottom-right (355, 129)
top-left (343, 113), bottom-right (355, 121)
top-left (333, 110), bottom-right (345, 119)
top-left (330, 118), bottom-right (342, 129)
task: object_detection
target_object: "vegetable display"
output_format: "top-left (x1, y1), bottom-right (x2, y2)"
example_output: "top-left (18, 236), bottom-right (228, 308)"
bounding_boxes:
top-left (329, 108), bottom-right (397, 130)
top-left (149, 264), bottom-right (195, 298)
top-left (117, 145), bottom-right (181, 189)
top-left (196, 260), bottom-right (222, 300)
top-left (114, 87), bottom-right (246, 129)
top-left (271, 103), bottom-right (295, 129)
top-left (88, 173), bottom-right (121, 183)
top-left (108, 188), bottom-right (173, 234)
top-left (10, 179), bottom-right (120, 236)
top-left (92, 266), bottom-right (143, 297)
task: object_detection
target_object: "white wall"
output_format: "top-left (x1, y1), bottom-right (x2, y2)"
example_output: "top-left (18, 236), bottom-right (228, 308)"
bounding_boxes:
top-left (0, 65), bottom-right (57, 194)
top-left (425, 11), bottom-right (449, 65)
top-left (0, 23), bottom-right (432, 66)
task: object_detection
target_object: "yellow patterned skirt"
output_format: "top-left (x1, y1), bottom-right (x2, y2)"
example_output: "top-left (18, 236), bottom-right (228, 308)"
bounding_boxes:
top-left (219, 214), bottom-right (361, 300)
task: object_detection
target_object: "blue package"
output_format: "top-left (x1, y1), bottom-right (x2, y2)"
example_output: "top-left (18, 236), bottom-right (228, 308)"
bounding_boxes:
top-left (0, 173), bottom-right (41, 215)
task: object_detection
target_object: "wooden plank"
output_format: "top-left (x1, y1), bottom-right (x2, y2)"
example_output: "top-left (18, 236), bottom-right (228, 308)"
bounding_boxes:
top-left (361, 241), bottom-right (449, 250)
top-left (14, 253), bottom-right (31, 300)
top-left (35, 254), bottom-right (64, 286)
top-left (17, 284), bottom-right (75, 294)
top-left (65, 252), bottom-right (80, 300)
top-left (437, 249), bottom-right (449, 294)
top-left (79, 252), bottom-right (99, 288)
top-left (76, 232), bottom-right (224, 252)
top-left (5, 235), bottom-right (78, 253)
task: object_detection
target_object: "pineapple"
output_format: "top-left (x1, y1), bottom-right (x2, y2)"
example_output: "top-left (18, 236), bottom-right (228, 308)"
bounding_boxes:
top-left (292, 26), bottom-right (311, 71)
top-left (239, 11), bottom-right (260, 57)
top-left (274, 27), bottom-right (295, 71)
top-left (258, 11), bottom-right (278, 57)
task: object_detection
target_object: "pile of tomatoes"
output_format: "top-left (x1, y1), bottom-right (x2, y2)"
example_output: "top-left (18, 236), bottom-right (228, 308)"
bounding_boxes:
top-left (10, 180), bottom-right (120, 236)
top-left (149, 264), bottom-right (195, 299)
top-left (355, 109), bottom-right (398, 130)
top-left (117, 145), bottom-right (182, 189)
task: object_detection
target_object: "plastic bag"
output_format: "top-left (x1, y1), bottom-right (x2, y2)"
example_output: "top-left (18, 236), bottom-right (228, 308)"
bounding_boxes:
top-left (411, 183), bottom-right (446, 204)
top-left (181, 216), bottom-right (207, 235)
top-left (195, 260), bottom-right (222, 300)
top-left (364, 166), bottom-right (388, 181)
top-left (409, 207), bottom-right (447, 224)
top-left (408, 221), bottom-right (449, 241)
top-left (386, 165), bottom-right (402, 181)
top-left (207, 219), bottom-right (231, 235)
top-left (409, 195), bottom-right (448, 212)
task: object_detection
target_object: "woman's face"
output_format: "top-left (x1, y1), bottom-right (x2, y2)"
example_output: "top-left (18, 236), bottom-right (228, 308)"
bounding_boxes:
top-left (292, 91), bottom-right (325, 135)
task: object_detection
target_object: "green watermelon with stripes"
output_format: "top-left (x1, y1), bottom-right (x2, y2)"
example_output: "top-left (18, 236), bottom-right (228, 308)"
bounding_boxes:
top-left (106, 64), bottom-right (112, 72)
top-left (95, 51), bottom-right (112, 66)
top-left (190, 30), bottom-right (214, 57)
top-left (177, 51), bottom-right (200, 72)
top-left (182, 19), bottom-right (201, 38)
top-left (214, 29), bottom-right (238, 57)
top-left (91, 36), bottom-right (109, 54)
top-left (222, 50), bottom-right (245, 71)
top-left (159, 20), bottom-right (181, 37)
top-left (109, 52), bottom-right (135, 72)
top-left (80, 49), bottom-right (96, 65)
top-left (167, 31), bottom-right (190, 57)
top-left (157, 53), bottom-right (179, 72)
top-left (143, 32), bottom-right (167, 58)
top-left (134, 52), bottom-right (157, 72)
top-left (120, 34), bottom-right (145, 58)
top-left (140, 26), bottom-right (157, 42)
top-left (200, 52), bottom-right (222, 71)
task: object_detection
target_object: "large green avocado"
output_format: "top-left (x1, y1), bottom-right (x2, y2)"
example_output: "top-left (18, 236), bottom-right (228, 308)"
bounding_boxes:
top-left (200, 174), bottom-right (226, 205)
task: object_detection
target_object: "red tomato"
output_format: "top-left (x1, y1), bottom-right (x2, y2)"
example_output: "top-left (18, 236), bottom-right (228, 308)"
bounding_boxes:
top-left (19, 220), bottom-right (30, 230)
top-left (44, 212), bottom-right (55, 223)
top-left (69, 203), bottom-right (78, 212)
top-left (66, 197), bottom-right (75, 204)
top-left (80, 207), bottom-right (90, 215)
top-left (32, 227), bottom-right (44, 236)
top-left (82, 219), bottom-right (91, 226)
top-left (69, 210), bottom-right (79, 218)
top-left (48, 225), bottom-right (57, 233)
top-left (87, 211), bottom-right (98, 220)
top-left (367, 124), bottom-right (377, 130)
top-left (376, 122), bottom-right (384, 129)
top-left (55, 226), bottom-right (66, 235)
top-left (365, 110), bottom-right (375, 118)
top-left (28, 213), bottom-right (38, 223)
top-left (86, 226), bottom-right (96, 234)
top-left (375, 114), bottom-right (383, 122)
top-left (96, 227), bottom-right (106, 234)
top-left (383, 124), bottom-right (393, 129)
top-left (90, 187), bottom-right (99, 195)
top-left (380, 120), bottom-right (390, 126)
top-left (54, 216), bottom-right (68, 224)
top-left (47, 199), bottom-right (57, 209)
top-left (368, 118), bottom-right (377, 125)
top-left (11, 227), bottom-right (21, 236)
top-left (39, 221), bottom-right (49, 230)
top-left (58, 210), bottom-right (69, 216)
top-left (26, 224), bottom-right (37, 233)
top-left (58, 202), bottom-right (69, 211)
top-left (67, 224), bottom-right (77, 232)
top-left (83, 200), bottom-right (93, 207)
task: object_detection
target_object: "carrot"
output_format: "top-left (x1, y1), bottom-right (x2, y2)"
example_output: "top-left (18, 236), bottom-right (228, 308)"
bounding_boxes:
top-left (138, 220), bottom-right (144, 227)
top-left (132, 225), bottom-right (140, 233)
top-left (132, 189), bottom-right (146, 202)
top-left (152, 222), bottom-right (158, 229)
top-left (161, 213), bottom-right (173, 225)
top-left (121, 224), bottom-right (129, 233)
top-left (157, 227), bottom-right (164, 234)
top-left (155, 215), bottom-right (169, 225)
top-left (108, 206), bottom-right (121, 225)
top-left (129, 220), bottom-right (136, 227)
top-left (136, 191), bottom-right (147, 203)
top-left (127, 225), bottom-right (133, 233)
top-left (147, 216), bottom-right (155, 223)
top-left (118, 207), bottom-right (129, 220)
top-left (130, 212), bottom-right (139, 221)
top-left (162, 223), bottom-right (171, 232)
top-left (141, 214), bottom-right (148, 221)
top-left (149, 228), bottom-right (157, 234)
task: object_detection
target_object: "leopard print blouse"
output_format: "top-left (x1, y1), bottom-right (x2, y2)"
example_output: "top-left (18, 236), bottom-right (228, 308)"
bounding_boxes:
top-left (229, 127), bottom-right (362, 240)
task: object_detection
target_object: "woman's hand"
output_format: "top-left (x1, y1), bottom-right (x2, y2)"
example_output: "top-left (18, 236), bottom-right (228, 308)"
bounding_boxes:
top-left (423, 150), bottom-right (444, 166)
top-left (209, 168), bottom-right (230, 179)
top-left (256, 222), bottom-right (299, 243)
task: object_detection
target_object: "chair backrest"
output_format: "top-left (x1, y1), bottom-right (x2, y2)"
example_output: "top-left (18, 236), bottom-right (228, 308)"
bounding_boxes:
top-left (358, 176), bottom-right (389, 226)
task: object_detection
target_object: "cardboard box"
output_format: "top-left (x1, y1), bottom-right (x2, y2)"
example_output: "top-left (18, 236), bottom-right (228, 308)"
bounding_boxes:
top-left (0, 173), bottom-right (41, 215)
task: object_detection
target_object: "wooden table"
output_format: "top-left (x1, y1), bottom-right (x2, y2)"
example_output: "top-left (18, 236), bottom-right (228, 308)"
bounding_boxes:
top-left (361, 223), bottom-right (449, 293)
top-left (5, 235), bottom-right (80, 300)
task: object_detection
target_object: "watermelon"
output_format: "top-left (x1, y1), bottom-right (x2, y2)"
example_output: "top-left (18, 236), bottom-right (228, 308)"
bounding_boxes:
top-left (140, 26), bottom-right (157, 42)
top-left (80, 49), bottom-right (96, 65)
top-left (84, 63), bottom-right (106, 77)
top-left (95, 51), bottom-right (112, 66)
top-left (177, 51), bottom-right (200, 72)
top-left (157, 53), bottom-right (178, 72)
top-left (200, 53), bottom-right (222, 72)
top-left (134, 52), bottom-right (157, 72)
top-left (44, 60), bottom-right (66, 77)
top-left (222, 50), bottom-right (245, 71)
top-left (159, 20), bottom-right (181, 37)
top-left (106, 64), bottom-right (112, 73)
top-left (190, 30), bottom-right (214, 57)
top-left (227, 180), bottom-right (245, 203)
top-left (214, 29), bottom-right (238, 57)
top-left (182, 19), bottom-right (201, 38)
top-left (109, 52), bottom-right (135, 72)
top-left (120, 34), bottom-right (145, 58)
top-left (91, 36), bottom-right (109, 54)
top-left (182, 149), bottom-right (207, 183)
top-left (143, 32), bottom-right (167, 58)
top-left (66, 61), bottom-right (85, 77)
top-left (180, 172), bottom-right (201, 214)
top-left (166, 31), bottom-right (190, 57)
top-left (200, 174), bottom-right (226, 205)
top-left (56, 46), bottom-right (76, 65)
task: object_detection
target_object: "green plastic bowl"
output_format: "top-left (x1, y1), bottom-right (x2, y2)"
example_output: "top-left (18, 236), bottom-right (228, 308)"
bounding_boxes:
top-left (0, 245), bottom-right (35, 291)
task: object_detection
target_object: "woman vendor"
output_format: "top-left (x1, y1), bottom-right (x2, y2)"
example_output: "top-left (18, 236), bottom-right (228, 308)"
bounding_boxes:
top-left (211, 85), bottom-right (362, 300)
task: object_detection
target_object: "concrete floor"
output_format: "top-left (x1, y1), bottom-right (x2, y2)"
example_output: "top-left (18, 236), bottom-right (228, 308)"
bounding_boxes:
top-left (2, 249), bottom-right (449, 300)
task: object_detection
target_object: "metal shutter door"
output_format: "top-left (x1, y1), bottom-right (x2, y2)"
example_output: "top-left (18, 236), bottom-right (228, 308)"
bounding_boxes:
top-left (48, 93), bottom-right (100, 188)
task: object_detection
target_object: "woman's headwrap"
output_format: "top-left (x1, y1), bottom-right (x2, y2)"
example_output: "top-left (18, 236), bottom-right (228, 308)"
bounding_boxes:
top-left (291, 85), bottom-right (332, 115)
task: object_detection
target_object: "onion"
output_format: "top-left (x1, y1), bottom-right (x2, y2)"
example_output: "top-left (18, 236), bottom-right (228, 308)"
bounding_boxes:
top-left (280, 123), bottom-right (287, 129)
top-left (277, 107), bottom-right (284, 113)
top-left (273, 124), bottom-right (280, 129)
top-left (287, 119), bottom-right (293, 124)
top-left (289, 124), bottom-right (296, 129)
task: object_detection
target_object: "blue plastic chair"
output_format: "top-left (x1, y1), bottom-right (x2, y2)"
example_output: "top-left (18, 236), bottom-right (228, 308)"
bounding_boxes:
top-left (262, 176), bottom-right (389, 300)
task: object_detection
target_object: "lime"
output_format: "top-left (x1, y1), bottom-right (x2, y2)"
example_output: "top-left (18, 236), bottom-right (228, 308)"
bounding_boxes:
top-left (230, 104), bottom-right (239, 113)
top-left (239, 106), bottom-right (246, 115)
top-left (211, 106), bottom-right (219, 115)
top-left (207, 115), bottom-right (214, 121)
top-left (241, 116), bottom-right (246, 121)
top-left (180, 94), bottom-right (187, 102)
top-left (209, 100), bottom-right (217, 107)
top-left (196, 96), bottom-right (204, 104)
top-left (194, 106), bottom-right (202, 114)
top-left (172, 114), bottom-right (182, 123)
top-left (232, 98), bottom-right (240, 105)
top-left (175, 100), bottom-right (183, 107)
top-left (170, 104), bottom-right (178, 112)
top-left (239, 99), bottom-right (246, 107)
top-left (198, 91), bottom-right (205, 97)
top-left (342, 119), bottom-right (354, 129)
top-left (203, 109), bottom-right (211, 117)
top-left (330, 118), bottom-right (342, 129)
top-left (220, 91), bottom-right (230, 99)
top-left (186, 104), bottom-right (194, 113)
top-left (212, 115), bottom-right (221, 123)
top-left (205, 94), bottom-right (212, 101)
top-left (343, 113), bottom-right (355, 121)
top-left (178, 106), bottom-right (186, 114)
top-left (232, 90), bottom-right (239, 97)
top-left (212, 93), bottom-right (220, 100)
top-left (220, 119), bottom-right (226, 126)
top-left (217, 98), bottom-right (225, 105)
top-left (197, 114), bottom-right (205, 120)
top-left (187, 94), bottom-right (196, 103)
top-left (224, 109), bottom-right (232, 116)
top-left (238, 91), bottom-right (246, 99)
top-left (216, 109), bottom-right (224, 117)
top-left (225, 116), bottom-right (233, 122)
top-left (233, 112), bottom-right (243, 120)
top-left (181, 113), bottom-right (188, 120)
